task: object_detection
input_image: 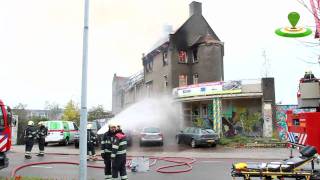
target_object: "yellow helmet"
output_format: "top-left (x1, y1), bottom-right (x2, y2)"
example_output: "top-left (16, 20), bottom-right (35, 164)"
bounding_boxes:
top-left (28, 121), bottom-right (34, 126)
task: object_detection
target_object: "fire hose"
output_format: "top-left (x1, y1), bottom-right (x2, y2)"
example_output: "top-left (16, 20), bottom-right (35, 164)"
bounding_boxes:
top-left (10, 153), bottom-right (196, 177)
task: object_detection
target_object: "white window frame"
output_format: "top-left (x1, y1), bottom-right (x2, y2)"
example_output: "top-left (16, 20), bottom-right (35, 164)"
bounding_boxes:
top-left (163, 51), bottom-right (168, 66)
top-left (164, 75), bottom-right (168, 87)
top-left (193, 73), bottom-right (199, 84)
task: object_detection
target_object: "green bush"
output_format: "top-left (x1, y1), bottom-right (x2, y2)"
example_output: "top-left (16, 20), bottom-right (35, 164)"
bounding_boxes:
top-left (218, 135), bottom-right (253, 146)
top-left (218, 137), bottom-right (233, 145)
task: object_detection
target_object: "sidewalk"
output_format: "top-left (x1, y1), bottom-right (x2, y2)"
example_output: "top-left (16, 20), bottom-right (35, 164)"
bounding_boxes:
top-left (10, 145), bottom-right (300, 160)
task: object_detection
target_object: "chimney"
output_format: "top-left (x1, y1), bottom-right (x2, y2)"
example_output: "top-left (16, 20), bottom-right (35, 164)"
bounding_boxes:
top-left (189, 1), bottom-right (202, 17)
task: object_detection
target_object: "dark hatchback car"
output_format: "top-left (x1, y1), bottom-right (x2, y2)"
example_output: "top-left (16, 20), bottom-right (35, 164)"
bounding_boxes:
top-left (176, 127), bottom-right (219, 148)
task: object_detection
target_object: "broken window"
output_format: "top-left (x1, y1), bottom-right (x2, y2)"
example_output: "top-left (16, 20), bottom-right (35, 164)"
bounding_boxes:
top-left (163, 51), bottom-right (168, 66)
top-left (192, 47), bottom-right (198, 63)
top-left (179, 74), bottom-right (188, 87)
top-left (178, 51), bottom-right (188, 63)
top-left (193, 73), bottom-right (198, 84)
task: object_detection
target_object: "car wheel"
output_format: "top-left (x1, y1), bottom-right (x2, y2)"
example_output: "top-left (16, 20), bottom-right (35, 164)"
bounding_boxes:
top-left (159, 142), bottom-right (163, 146)
top-left (139, 141), bottom-right (143, 147)
top-left (176, 136), bottom-right (181, 144)
top-left (191, 139), bottom-right (196, 148)
top-left (211, 143), bottom-right (217, 147)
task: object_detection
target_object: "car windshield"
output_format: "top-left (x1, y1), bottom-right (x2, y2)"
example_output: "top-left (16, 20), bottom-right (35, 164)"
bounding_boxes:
top-left (143, 127), bottom-right (160, 133)
top-left (200, 129), bottom-right (215, 135)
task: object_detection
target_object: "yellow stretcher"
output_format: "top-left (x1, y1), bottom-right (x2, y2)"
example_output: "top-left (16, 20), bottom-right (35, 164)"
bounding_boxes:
top-left (231, 146), bottom-right (320, 180)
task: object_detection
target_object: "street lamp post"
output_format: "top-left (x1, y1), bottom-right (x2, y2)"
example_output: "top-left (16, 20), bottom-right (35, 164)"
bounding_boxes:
top-left (79, 0), bottom-right (89, 179)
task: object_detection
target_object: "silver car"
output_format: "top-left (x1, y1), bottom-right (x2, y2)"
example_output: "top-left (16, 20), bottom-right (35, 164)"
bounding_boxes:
top-left (139, 127), bottom-right (163, 146)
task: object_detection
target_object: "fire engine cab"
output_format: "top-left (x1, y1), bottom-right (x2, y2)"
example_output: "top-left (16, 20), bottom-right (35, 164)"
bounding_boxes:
top-left (286, 72), bottom-right (320, 151)
top-left (0, 99), bottom-right (12, 170)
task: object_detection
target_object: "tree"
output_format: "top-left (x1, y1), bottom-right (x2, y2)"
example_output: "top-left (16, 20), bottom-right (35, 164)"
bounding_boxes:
top-left (45, 101), bottom-right (63, 120)
top-left (88, 105), bottom-right (111, 121)
top-left (12, 103), bottom-right (50, 144)
top-left (62, 100), bottom-right (80, 125)
top-left (12, 103), bottom-right (28, 120)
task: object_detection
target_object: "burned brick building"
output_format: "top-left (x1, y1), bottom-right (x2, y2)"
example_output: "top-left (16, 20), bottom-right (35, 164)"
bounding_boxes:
top-left (113, 1), bottom-right (224, 111)
top-left (142, 1), bottom-right (224, 96)
top-left (112, 1), bottom-right (275, 137)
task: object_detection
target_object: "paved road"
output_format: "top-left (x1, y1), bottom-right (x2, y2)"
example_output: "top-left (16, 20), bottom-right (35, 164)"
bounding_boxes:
top-left (4, 152), bottom-right (276, 180)
top-left (0, 137), bottom-right (303, 179)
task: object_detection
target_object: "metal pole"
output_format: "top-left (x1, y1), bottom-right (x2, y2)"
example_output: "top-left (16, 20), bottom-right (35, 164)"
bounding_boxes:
top-left (79, 0), bottom-right (89, 179)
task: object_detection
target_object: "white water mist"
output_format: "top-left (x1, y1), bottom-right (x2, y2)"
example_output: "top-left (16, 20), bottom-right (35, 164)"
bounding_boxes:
top-left (98, 96), bottom-right (183, 136)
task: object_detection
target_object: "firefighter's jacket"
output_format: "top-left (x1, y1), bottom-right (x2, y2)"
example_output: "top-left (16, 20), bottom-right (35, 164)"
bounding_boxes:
top-left (111, 132), bottom-right (127, 158)
top-left (24, 125), bottom-right (37, 140)
top-left (101, 131), bottom-right (113, 155)
top-left (87, 130), bottom-right (97, 145)
top-left (37, 125), bottom-right (48, 139)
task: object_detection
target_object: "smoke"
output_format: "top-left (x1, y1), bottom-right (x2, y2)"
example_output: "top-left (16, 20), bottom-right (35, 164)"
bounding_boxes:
top-left (98, 96), bottom-right (183, 135)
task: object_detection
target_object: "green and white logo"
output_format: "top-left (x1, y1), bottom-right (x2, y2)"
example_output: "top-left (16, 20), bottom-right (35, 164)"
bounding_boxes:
top-left (275, 12), bottom-right (312, 38)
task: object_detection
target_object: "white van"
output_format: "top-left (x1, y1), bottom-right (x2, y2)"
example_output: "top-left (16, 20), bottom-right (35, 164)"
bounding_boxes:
top-left (43, 120), bottom-right (79, 146)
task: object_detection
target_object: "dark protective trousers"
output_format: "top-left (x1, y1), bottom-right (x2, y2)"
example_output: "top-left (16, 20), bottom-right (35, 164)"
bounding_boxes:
top-left (87, 143), bottom-right (95, 155)
top-left (38, 138), bottom-right (45, 153)
top-left (112, 154), bottom-right (127, 179)
top-left (25, 138), bottom-right (34, 157)
top-left (104, 153), bottom-right (112, 179)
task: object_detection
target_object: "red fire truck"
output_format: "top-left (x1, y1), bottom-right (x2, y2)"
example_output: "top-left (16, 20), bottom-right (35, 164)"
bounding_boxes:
top-left (286, 74), bottom-right (320, 151)
top-left (0, 99), bottom-right (12, 170)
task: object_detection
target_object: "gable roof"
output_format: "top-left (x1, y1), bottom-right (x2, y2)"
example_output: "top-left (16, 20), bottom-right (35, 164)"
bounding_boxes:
top-left (174, 15), bottom-right (220, 41)
top-left (144, 7), bottom-right (221, 58)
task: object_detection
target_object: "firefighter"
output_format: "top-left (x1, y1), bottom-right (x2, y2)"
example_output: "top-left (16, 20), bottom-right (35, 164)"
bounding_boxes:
top-left (101, 123), bottom-right (116, 180)
top-left (24, 121), bottom-right (37, 159)
top-left (111, 124), bottom-right (128, 180)
top-left (36, 122), bottom-right (48, 156)
top-left (87, 123), bottom-right (97, 161)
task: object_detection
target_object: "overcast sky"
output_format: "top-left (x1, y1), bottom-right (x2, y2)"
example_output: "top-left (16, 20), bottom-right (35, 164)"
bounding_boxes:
top-left (0, 0), bottom-right (319, 110)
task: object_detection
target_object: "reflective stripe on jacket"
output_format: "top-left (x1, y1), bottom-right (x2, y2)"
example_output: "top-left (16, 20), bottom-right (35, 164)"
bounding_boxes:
top-left (111, 132), bottom-right (127, 158)
top-left (101, 132), bottom-right (113, 154)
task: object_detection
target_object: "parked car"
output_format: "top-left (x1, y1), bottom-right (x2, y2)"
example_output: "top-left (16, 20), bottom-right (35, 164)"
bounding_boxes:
top-left (176, 127), bottom-right (219, 148)
top-left (139, 127), bottom-right (163, 146)
top-left (43, 120), bottom-right (79, 146)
